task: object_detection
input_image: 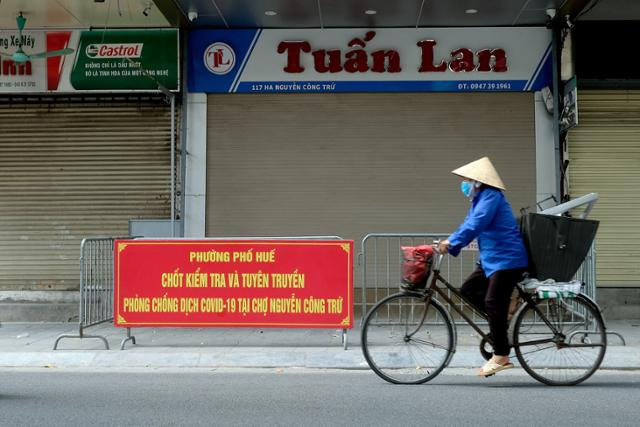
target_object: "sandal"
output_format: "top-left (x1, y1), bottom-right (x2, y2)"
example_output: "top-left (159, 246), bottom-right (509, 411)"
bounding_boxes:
top-left (477, 359), bottom-right (514, 377)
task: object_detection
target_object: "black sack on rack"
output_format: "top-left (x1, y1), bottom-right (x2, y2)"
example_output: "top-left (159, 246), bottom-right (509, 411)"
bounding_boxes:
top-left (520, 213), bottom-right (599, 281)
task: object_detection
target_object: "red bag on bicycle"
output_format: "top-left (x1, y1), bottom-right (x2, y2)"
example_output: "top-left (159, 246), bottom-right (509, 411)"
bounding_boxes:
top-left (401, 245), bottom-right (434, 289)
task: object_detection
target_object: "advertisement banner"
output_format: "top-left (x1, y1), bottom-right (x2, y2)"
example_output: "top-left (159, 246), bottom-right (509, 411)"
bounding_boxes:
top-left (0, 30), bottom-right (46, 92)
top-left (114, 240), bottom-right (354, 328)
top-left (188, 28), bottom-right (552, 93)
top-left (0, 29), bottom-right (178, 93)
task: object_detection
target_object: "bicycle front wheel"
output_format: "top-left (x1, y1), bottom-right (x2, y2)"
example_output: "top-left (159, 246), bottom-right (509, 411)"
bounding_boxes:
top-left (513, 294), bottom-right (606, 386)
top-left (361, 293), bottom-right (454, 384)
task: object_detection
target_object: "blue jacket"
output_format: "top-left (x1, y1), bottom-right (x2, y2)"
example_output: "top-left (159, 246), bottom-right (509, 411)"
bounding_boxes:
top-left (448, 186), bottom-right (528, 278)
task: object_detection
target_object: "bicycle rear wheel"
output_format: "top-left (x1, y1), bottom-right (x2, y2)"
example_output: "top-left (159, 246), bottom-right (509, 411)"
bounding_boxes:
top-left (513, 294), bottom-right (606, 386)
top-left (361, 292), bottom-right (454, 384)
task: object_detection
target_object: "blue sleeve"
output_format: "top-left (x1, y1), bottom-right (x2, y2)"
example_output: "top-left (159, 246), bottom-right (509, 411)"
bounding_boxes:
top-left (448, 189), bottom-right (501, 256)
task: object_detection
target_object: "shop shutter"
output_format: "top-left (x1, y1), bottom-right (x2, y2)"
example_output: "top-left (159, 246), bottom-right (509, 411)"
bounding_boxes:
top-left (568, 90), bottom-right (640, 287)
top-left (205, 92), bottom-right (536, 247)
top-left (0, 100), bottom-right (173, 291)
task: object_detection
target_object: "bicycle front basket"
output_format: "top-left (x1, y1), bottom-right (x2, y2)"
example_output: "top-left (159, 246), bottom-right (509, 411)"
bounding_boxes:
top-left (401, 245), bottom-right (434, 289)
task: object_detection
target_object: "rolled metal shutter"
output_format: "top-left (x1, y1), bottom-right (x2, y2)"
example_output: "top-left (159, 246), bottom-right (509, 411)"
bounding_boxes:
top-left (0, 100), bottom-right (173, 291)
top-left (568, 90), bottom-right (640, 287)
top-left (205, 92), bottom-right (535, 243)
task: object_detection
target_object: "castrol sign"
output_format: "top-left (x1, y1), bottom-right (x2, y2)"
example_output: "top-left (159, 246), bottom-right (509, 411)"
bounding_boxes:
top-left (0, 29), bottom-right (178, 93)
top-left (85, 43), bottom-right (143, 58)
top-left (70, 29), bottom-right (178, 91)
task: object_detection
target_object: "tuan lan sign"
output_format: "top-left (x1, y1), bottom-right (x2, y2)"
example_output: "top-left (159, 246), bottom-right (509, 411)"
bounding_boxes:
top-left (188, 27), bottom-right (552, 93)
top-left (277, 32), bottom-right (507, 74)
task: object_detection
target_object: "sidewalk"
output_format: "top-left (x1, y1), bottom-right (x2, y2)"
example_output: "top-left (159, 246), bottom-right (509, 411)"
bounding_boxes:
top-left (0, 320), bottom-right (638, 369)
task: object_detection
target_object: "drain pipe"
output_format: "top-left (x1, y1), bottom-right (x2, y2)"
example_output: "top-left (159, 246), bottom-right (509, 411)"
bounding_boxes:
top-left (125, 56), bottom-right (178, 236)
top-left (170, 92), bottom-right (176, 237)
top-left (132, 54), bottom-right (178, 238)
top-left (158, 84), bottom-right (176, 237)
top-left (551, 23), bottom-right (562, 203)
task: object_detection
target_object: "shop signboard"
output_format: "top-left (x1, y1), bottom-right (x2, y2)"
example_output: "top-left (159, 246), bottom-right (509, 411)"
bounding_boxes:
top-left (0, 29), bottom-right (178, 93)
top-left (188, 28), bottom-right (552, 93)
top-left (0, 30), bottom-right (46, 92)
top-left (114, 240), bottom-right (354, 328)
top-left (560, 76), bottom-right (578, 132)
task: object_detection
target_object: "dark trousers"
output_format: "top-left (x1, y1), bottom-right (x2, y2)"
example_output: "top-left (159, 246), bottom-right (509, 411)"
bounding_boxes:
top-left (460, 266), bottom-right (525, 356)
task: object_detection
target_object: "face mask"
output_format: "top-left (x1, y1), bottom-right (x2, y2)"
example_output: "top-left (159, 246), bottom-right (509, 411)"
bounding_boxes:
top-left (460, 181), bottom-right (473, 197)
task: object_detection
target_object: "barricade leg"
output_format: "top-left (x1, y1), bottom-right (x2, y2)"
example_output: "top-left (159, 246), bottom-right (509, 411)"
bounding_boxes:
top-left (607, 331), bottom-right (626, 345)
top-left (53, 326), bottom-right (110, 350)
top-left (120, 327), bottom-right (137, 350)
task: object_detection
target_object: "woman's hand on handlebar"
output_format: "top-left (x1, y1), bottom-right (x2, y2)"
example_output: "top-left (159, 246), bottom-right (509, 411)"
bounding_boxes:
top-left (437, 239), bottom-right (451, 254)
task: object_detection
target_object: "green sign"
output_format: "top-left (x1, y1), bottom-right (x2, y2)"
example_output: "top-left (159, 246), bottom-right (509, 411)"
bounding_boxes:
top-left (71, 29), bottom-right (178, 90)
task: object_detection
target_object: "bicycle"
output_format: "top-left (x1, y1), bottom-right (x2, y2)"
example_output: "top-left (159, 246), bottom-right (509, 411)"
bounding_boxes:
top-left (360, 245), bottom-right (607, 386)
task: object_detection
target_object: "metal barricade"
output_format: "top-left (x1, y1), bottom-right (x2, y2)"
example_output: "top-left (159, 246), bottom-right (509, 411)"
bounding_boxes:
top-left (575, 243), bottom-right (596, 300)
top-left (574, 243), bottom-right (626, 344)
top-left (55, 235), bottom-right (353, 350)
top-left (359, 233), bottom-right (482, 324)
top-left (540, 194), bottom-right (625, 344)
top-left (358, 233), bottom-right (602, 327)
top-left (521, 242), bottom-right (597, 331)
top-left (53, 237), bottom-right (125, 350)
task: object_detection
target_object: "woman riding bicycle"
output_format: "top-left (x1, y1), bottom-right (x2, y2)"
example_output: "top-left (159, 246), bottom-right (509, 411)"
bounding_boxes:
top-left (438, 157), bottom-right (528, 377)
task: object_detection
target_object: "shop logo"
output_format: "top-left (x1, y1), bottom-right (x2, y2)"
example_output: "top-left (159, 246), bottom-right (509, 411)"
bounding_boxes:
top-left (85, 43), bottom-right (143, 59)
top-left (204, 42), bottom-right (235, 75)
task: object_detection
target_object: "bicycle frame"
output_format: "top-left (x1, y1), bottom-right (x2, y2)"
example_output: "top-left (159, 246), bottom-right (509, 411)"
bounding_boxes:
top-left (419, 253), bottom-right (563, 348)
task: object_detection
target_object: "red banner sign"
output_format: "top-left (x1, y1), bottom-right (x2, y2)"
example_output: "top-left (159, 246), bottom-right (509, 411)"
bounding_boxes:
top-left (114, 240), bottom-right (353, 328)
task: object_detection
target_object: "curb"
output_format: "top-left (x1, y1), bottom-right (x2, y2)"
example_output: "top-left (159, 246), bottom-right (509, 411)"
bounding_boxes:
top-left (0, 346), bottom-right (637, 369)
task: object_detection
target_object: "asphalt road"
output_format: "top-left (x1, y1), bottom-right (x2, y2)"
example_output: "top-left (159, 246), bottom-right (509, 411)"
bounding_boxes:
top-left (0, 368), bottom-right (638, 426)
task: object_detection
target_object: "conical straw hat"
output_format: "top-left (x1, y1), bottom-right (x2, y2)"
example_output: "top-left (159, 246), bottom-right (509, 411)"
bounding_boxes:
top-left (451, 157), bottom-right (506, 190)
